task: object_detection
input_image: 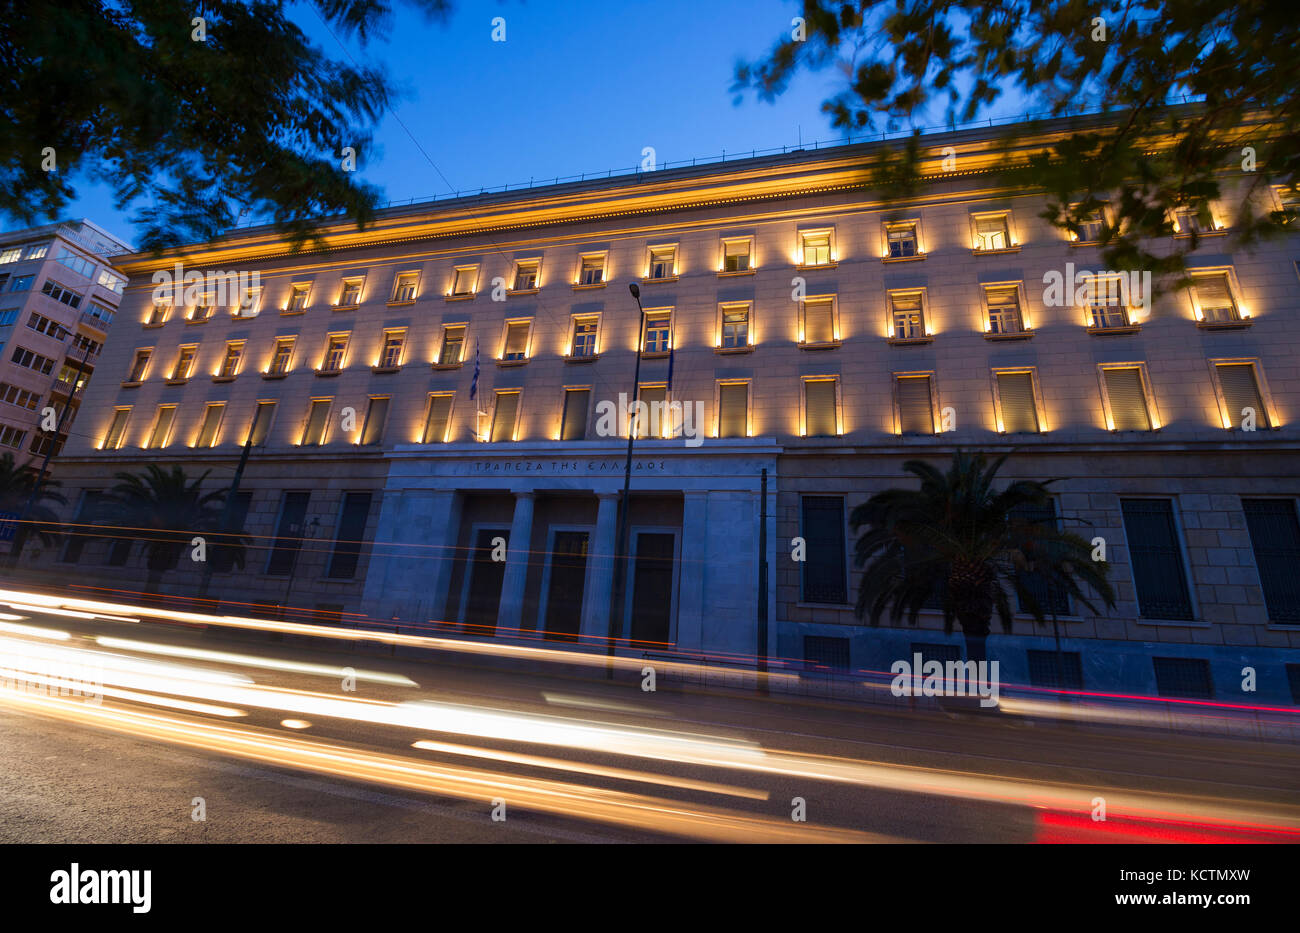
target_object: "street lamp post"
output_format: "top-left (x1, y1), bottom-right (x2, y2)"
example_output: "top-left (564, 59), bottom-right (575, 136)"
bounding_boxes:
top-left (606, 283), bottom-right (647, 667)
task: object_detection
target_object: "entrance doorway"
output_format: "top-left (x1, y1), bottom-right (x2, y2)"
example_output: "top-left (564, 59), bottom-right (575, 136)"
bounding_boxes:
top-left (542, 530), bottom-right (590, 641)
top-left (629, 531), bottom-right (676, 647)
top-left (463, 527), bottom-right (508, 634)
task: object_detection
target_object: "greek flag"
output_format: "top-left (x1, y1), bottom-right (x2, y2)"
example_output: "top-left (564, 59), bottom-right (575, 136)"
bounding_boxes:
top-left (666, 344), bottom-right (674, 393)
top-left (469, 338), bottom-right (480, 401)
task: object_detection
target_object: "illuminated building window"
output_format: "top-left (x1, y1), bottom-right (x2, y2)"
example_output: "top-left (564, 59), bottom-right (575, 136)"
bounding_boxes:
top-left (1213, 361), bottom-right (1271, 430)
top-left (1173, 206), bottom-right (1213, 235)
top-left (147, 302), bottom-right (170, 326)
top-left (247, 401), bottom-right (277, 446)
top-left (1099, 364), bottom-right (1155, 431)
top-left (635, 384), bottom-right (667, 438)
top-left (360, 396), bottom-right (389, 445)
top-left (799, 230), bottom-right (833, 266)
top-left (800, 296), bottom-right (836, 346)
top-left (889, 290), bottom-right (926, 340)
top-left (512, 259), bottom-right (539, 291)
top-left (218, 341), bottom-right (244, 378)
top-left (301, 398), bottom-right (332, 446)
top-left (802, 377), bottom-right (839, 437)
top-left (646, 245), bottom-right (676, 280)
top-left (391, 271), bottom-right (419, 303)
top-left (146, 405), bottom-right (177, 448)
top-left (235, 286), bottom-right (262, 318)
top-left (438, 325), bottom-right (466, 365)
top-left (126, 349), bottom-right (152, 383)
top-left (1083, 274), bottom-right (1128, 329)
top-left (103, 408), bottom-right (132, 449)
top-left (984, 285), bottom-right (1026, 334)
top-left (716, 381), bottom-right (749, 438)
top-left (286, 283), bottom-right (310, 312)
top-left (972, 212), bottom-right (1011, 251)
top-left (1190, 272), bottom-right (1240, 323)
top-left (189, 293), bottom-right (216, 321)
top-left (721, 237), bottom-right (752, 272)
top-left (560, 388), bottom-right (590, 441)
top-left (268, 337), bottom-right (295, 375)
top-left (170, 345), bottom-right (197, 381)
top-left (720, 303), bottom-right (750, 349)
top-left (994, 370), bottom-right (1041, 434)
top-left (378, 329), bottom-right (406, 369)
top-left (895, 374), bottom-right (935, 435)
top-left (642, 311), bottom-right (671, 355)
top-left (337, 276), bottom-right (364, 307)
top-left (490, 390), bottom-right (520, 441)
top-left (578, 254), bottom-right (605, 286)
top-left (1072, 205), bottom-right (1106, 243)
top-left (501, 320), bottom-right (532, 361)
top-left (423, 393), bottom-right (454, 443)
top-left (885, 221), bottom-right (919, 258)
top-left (195, 403), bottom-right (226, 448)
top-left (451, 266), bottom-right (478, 297)
top-left (319, 334), bottom-right (349, 373)
top-left (570, 316), bottom-right (599, 358)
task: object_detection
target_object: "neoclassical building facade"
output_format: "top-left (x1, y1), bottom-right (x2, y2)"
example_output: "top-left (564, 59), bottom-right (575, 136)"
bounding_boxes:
top-left (25, 114), bottom-right (1300, 704)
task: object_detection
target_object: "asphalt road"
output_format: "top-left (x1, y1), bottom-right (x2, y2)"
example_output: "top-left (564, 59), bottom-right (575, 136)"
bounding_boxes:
top-left (1, 589), bottom-right (1297, 844)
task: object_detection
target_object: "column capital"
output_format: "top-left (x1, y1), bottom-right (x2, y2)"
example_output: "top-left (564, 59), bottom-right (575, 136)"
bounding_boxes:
top-left (514, 490), bottom-right (536, 500)
top-left (596, 491), bottom-right (621, 501)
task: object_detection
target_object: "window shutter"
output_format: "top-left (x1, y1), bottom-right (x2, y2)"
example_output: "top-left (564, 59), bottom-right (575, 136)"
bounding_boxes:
top-left (423, 395), bottom-right (453, 443)
top-left (1194, 274), bottom-right (1233, 310)
top-left (560, 389), bottom-right (590, 441)
top-left (718, 383), bottom-right (748, 437)
top-left (504, 322), bottom-right (529, 357)
top-left (803, 300), bottom-right (834, 343)
top-left (248, 402), bottom-right (276, 446)
top-left (804, 379), bottom-right (837, 436)
top-left (997, 372), bottom-right (1039, 433)
top-left (303, 400), bottom-right (330, 445)
top-left (360, 397), bottom-right (388, 445)
top-left (197, 405), bottom-right (224, 447)
top-left (896, 376), bottom-right (934, 434)
top-left (491, 392), bottom-right (519, 441)
top-left (636, 386), bottom-right (666, 438)
top-left (1216, 363), bottom-right (1268, 428)
top-left (149, 408), bottom-right (175, 447)
top-left (1104, 367), bottom-right (1151, 430)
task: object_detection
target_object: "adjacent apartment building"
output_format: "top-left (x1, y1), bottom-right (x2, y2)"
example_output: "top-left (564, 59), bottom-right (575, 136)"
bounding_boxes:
top-left (22, 113), bottom-right (1300, 704)
top-left (0, 219), bottom-right (129, 460)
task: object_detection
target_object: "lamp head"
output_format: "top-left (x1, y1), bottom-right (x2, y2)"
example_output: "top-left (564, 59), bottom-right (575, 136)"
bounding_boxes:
top-left (628, 282), bottom-right (640, 299)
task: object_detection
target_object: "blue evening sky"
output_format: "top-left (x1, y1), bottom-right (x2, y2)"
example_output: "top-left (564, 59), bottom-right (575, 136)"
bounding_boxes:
top-left (67, 0), bottom-right (1032, 249)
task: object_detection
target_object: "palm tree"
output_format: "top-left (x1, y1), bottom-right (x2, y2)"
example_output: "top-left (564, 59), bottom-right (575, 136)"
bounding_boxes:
top-left (850, 450), bottom-right (1116, 663)
top-left (0, 451), bottom-right (67, 559)
top-left (105, 465), bottom-right (242, 594)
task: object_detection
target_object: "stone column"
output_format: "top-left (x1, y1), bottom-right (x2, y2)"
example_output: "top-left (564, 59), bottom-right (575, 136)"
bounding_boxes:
top-left (426, 490), bottom-right (463, 624)
top-left (675, 491), bottom-right (710, 653)
top-left (496, 491), bottom-right (535, 633)
top-left (580, 492), bottom-right (621, 641)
